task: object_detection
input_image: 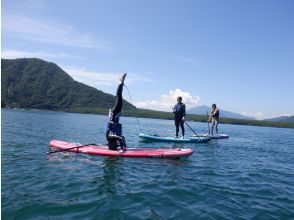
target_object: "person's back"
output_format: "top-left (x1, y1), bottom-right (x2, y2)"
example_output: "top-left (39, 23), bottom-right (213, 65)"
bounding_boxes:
top-left (174, 102), bottom-right (186, 121)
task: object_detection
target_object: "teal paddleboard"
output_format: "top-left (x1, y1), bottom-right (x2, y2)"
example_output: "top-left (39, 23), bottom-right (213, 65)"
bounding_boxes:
top-left (139, 133), bottom-right (211, 143)
top-left (194, 134), bottom-right (229, 139)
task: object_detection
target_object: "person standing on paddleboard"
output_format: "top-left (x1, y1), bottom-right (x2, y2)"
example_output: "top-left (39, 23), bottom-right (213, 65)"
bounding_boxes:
top-left (209, 103), bottom-right (219, 135)
top-left (173, 96), bottom-right (186, 138)
top-left (106, 73), bottom-right (127, 151)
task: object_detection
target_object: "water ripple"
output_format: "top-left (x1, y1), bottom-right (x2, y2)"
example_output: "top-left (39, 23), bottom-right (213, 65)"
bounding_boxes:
top-left (2, 109), bottom-right (294, 219)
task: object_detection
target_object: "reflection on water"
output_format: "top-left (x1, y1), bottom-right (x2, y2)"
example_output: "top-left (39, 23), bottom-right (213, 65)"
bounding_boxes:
top-left (99, 157), bottom-right (123, 196)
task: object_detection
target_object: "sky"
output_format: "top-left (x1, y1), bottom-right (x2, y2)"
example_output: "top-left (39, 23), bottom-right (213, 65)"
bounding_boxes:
top-left (2, 0), bottom-right (294, 119)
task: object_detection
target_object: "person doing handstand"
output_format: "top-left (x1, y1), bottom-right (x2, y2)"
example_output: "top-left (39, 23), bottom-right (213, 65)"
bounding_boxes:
top-left (105, 73), bottom-right (127, 151)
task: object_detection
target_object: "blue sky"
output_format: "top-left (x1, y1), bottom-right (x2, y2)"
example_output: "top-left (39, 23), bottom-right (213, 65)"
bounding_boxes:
top-left (2, 0), bottom-right (294, 119)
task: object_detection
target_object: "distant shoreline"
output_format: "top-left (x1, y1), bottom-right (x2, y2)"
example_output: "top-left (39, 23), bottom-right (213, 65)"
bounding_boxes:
top-left (3, 107), bottom-right (294, 129)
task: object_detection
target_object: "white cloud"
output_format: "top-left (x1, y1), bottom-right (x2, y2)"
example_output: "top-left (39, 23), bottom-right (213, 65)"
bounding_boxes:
top-left (1, 50), bottom-right (82, 59)
top-left (62, 66), bottom-right (120, 86)
top-left (2, 15), bottom-right (109, 49)
top-left (1, 49), bottom-right (156, 88)
top-left (62, 66), bottom-right (157, 88)
top-left (280, 113), bottom-right (293, 117)
top-left (242, 111), bottom-right (294, 120)
top-left (134, 89), bottom-right (200, 111)
top-left (241, 111), bottom-right (265, 120)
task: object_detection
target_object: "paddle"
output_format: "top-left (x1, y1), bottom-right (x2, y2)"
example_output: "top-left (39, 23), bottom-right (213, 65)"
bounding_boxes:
top-left (184, 121), bottom-right (201, 140)
top-left (47, 143), bottom-right (95, 154)
top-left (207, 111), bottom-right (211, 135)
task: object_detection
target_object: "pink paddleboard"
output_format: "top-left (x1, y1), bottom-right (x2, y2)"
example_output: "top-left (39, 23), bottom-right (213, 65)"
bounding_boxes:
top-left (49, 140), bottom-right (193, 158)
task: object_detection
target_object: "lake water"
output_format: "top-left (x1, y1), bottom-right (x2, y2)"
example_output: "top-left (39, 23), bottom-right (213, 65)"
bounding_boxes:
top-left (2, 109), bottom-right (294, 219)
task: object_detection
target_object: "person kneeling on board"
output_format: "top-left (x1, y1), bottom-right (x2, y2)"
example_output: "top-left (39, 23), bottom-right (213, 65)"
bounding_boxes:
top-left (105, 73), bottom-right (127, 152)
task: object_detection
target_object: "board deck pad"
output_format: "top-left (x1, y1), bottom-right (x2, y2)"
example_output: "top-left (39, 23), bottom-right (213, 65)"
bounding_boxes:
top-left (139, 133), bottom-right (211, 143)
top-left (194, 134), bottom-right (229, 139)
top-left (49, 140), bottom-right (193, 158)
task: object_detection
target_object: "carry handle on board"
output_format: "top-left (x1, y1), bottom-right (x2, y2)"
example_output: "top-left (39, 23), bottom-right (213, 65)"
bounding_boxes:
top-left (47, 143), bottom-right (95, 154)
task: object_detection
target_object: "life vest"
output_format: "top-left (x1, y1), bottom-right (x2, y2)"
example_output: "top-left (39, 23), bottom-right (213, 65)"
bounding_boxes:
top-left (211, 109), bottom-right (219, 118)
top-left (106, 122), bottom-right (122, 140)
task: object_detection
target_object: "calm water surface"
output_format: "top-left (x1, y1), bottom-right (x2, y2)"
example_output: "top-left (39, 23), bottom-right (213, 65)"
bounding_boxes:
top-left (2, 109), bottom-right (294, 219)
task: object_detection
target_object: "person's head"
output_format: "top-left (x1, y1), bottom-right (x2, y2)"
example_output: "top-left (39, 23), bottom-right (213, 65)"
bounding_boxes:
top-left (177, 96), bottom-right (182, 103)
top-left (212, 104), bottom-right (217, 109)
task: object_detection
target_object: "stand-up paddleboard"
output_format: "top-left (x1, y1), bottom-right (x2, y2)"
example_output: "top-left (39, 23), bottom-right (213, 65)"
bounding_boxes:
top-left (139, 133), bottom-right (211, 143)
top-left (193, 134), bottom-right (229, 139)
top-left (49, 140), bottom-right (193, 158)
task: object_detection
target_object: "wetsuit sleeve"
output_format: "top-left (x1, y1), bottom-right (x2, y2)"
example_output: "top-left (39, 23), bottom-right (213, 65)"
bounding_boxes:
top-left (183, 104), bottom-right (186, 117)
top-left (173, 104), bottom-right (177, 113)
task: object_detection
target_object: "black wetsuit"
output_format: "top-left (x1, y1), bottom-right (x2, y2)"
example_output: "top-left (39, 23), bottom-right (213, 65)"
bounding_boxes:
top-left (106, 83), bottom-right (127, 150)
top-left (173, 103), bottom-right (186, 137)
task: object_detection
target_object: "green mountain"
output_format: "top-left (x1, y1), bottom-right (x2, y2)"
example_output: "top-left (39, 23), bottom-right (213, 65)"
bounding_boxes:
top-left (1, 58), bottom-right (293, 129)
top-left (264, 116), bottom-right (294, 123)
top-left (188, 105), bottom-right (255, 120)
top-left (1, 58), bottom-right (135, 111)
